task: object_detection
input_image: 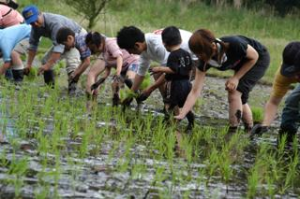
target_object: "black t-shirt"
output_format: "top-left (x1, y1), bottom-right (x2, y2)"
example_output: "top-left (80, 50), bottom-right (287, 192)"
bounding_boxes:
top-left (197, 35), bottom-right (266, 72)
top-left (165, 48), bottom-right (192, 81)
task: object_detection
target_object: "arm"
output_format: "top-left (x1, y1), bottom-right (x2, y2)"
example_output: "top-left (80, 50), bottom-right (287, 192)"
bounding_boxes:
top-left (103, 66), bottom-right (111, 79)
top-left (0, 62), bottom-right (11, 75)
top-left (43, 52), bottom-right (61, 70)
top-left (175, 69), bottom-right (206, 119)
top-left (115, 55), bottom-right (123, 76)
top-left (26, 49), bottom-right (37, 69)
top-left (151, 66), bottom-right (175, 74)
top-left (38, 52), bottom-right (61, 75)
top-left (226, 45), bottom-right (259, 91)
top-left (0, 46), bottom-right (15, 75)
top-left (71, 57), bottom-right (91, 80)
top-left (261, 96), bottom-right (282, 126)
top-left (143, 72), bottom-right (166, 95)
top-left (131, 74), bottom-right (145, 92)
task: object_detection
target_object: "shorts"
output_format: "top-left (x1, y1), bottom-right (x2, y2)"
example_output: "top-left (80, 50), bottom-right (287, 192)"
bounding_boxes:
top-left (164, 79), bottom-right (191, 108)
top-left (237, 49), bottom-right (270, 104)
top-left (121, 63), bottom-right (139, 76)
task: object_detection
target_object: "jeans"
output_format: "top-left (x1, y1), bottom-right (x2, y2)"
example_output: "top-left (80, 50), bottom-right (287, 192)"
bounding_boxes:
top-left (280, 84), bottom-right (300, 134)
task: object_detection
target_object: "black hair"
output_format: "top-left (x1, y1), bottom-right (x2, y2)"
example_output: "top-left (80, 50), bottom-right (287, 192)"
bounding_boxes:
top-left (56, 27), bottom-right (75, 44)
top-left (85, 32), bottom-right (103, 47)
top-left (116, 26), bottom-right (145, 50)
top-left (162, 26), bottom-right (182, 47)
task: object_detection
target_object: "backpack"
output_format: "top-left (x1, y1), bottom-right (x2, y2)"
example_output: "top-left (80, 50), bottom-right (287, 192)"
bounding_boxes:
top-left (0, 0), bottom-right (18, 9)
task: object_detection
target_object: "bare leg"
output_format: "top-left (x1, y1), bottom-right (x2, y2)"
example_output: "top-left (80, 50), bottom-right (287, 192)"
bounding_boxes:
top-left (153, 72), bottom-right (165, 98)
top-left (86, 59), bottom-right (106, 112)
top-left (242, 103), bottom-right (253, 131)
top-left (86, 59), bottom-right (106, 96)
top-left (228, 90), bottom-right (243, 127)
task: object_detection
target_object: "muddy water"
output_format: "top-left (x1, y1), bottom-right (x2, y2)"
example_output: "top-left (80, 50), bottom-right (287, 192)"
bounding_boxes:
top-left (0, 76), bottom-right (299, 198)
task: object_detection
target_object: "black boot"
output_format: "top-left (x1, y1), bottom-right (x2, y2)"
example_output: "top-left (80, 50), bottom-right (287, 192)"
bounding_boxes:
top-left (68, 80), bottom-right (77, 96)
top-left (12, 69), bottom-right (24, 83)
top-left (112, 93), bottom-right (120, 107)
top-left (43, 70), bottom-right (55, 88)
top-left (244, 123), bottom-right (253, 134)
top-left (186, 111), bottom-right (195, 133)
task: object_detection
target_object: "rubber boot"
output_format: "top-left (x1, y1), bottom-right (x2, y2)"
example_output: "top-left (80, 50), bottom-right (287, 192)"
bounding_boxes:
top-left (12, 69), bottom-right (24, 83)
top-left (43, 70), bottom-right (55, 88)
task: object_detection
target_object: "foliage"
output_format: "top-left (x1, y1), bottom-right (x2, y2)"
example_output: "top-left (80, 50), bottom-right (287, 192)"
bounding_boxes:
top-left (62, 0), bottom-right (110, 29)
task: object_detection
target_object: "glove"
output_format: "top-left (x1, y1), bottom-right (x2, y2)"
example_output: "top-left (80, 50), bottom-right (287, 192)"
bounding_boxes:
top-left (136, 92), bottom-right (149, 103)
top-left (91, 77), bottom-right (106, 91)
top-left (112, 75), bottom-right (123, 83)
top-left (250, 124), bottom-right (269, 139)
top-left (121, 96), bottom-right (133, 107)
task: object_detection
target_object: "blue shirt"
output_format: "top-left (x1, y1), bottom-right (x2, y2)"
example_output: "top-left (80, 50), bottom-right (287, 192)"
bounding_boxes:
top-left (29, 13), bottom-right (82, 53)
top-left (0, 24), bottom-right (31, 62)
top-left (75, 33), bottom-right (91, 60)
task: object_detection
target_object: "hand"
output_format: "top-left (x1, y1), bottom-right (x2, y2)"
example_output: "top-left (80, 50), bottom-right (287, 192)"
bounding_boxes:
top-left (91, 77), bottom-right (106, 91)
top-left (24, 66), bottom-right (32, 76)
top-left (69, 71), bottom-right (80, 84)
top-left (249, 124), bottom-right (269, 139)
top-left (225, 76), bottom-right (239, 92)
top-left (38, 65), bottom-right (50, 75)
top-left (142, 87), bottom-right (153, 97)
top-left (149, 67), bottom-right (160, 75)
top-left (121, 96), bottom-right (133, 107)
top-left (174, 114), bottom-right (185, 121)
top-left (136, 92), bottom-right (149, 103)
top-left (112, 74), bottom-right (123, 83)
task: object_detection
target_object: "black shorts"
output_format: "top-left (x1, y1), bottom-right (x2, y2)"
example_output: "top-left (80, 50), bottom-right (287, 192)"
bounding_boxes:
top-left (236, 49), bottom-right (270, 104)
top-left (164, 79), bottom-right (192, 108)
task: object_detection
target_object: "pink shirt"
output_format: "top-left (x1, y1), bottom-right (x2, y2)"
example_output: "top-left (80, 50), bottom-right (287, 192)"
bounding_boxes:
top-left (0, 5), bottom-right (24, 28)
top-left (103, 38), bottom-right (138, 71)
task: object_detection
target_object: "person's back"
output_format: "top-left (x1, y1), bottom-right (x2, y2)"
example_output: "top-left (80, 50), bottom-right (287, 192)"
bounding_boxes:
top-left (0, 24), bottom-right (31, 62)
top-left (0, 4), bottom-right (23, 28)
top-left (30, 12), bottom-right (82, 51)
top-left (165, 48), bottom-right (192, 82)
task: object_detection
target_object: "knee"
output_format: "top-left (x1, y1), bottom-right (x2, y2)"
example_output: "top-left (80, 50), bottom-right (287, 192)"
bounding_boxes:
top-left (228, 91), bottom-right (241, 103)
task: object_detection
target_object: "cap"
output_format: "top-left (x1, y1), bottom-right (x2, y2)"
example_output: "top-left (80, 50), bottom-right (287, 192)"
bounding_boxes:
top-left (281, 42), bottom-right (300, 77)
top-left (22, 5), bottom-right (39, 24)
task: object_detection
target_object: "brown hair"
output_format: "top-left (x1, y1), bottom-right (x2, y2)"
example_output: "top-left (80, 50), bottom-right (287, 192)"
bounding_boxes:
top-left (189, 29), bottom-right (227, 63)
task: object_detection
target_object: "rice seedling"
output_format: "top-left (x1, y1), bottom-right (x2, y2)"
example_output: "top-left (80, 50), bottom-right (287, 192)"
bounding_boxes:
top-left (251, 106), bottom-right (264, 124)
top-left (7, 156), bottom-right (29, 198)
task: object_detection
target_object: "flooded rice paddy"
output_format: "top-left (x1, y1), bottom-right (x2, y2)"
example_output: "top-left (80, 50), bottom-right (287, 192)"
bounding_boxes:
top-left (0, 76), bottom-right (299, 198)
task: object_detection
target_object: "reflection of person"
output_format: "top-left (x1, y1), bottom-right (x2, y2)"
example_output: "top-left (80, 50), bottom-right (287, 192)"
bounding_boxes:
top-left (85, 32), bottom-right (139, 106)
top-left (116, 26), bottom-right (197, 104)
top-left (150, 26), bottom-right (194, 131)
top-left (0, 24), bottom-right (31, 82)
top-left (22, 5), bottom-right (86, 94)
top-left (175, 29), bottom-right (270, 133)
top-left (251, 42), bottom-right (300, 144)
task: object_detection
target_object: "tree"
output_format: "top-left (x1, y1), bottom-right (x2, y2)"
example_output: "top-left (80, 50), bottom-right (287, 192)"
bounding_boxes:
top-left (63, 0), bottom-right (110, 30)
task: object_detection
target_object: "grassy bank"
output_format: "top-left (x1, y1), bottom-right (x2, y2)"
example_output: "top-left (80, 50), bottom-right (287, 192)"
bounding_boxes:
top-left (21, 0), bottom-right (300, 83)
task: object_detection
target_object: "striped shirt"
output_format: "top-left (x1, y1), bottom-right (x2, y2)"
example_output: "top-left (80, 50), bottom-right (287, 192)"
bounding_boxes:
top-left (75, 33), bottom-right (91, 60)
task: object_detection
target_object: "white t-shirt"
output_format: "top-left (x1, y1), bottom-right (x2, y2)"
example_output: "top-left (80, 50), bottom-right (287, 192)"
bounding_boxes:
top-left (137, 29), bottom-right (197, 76)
